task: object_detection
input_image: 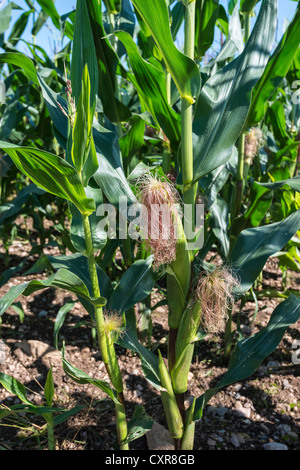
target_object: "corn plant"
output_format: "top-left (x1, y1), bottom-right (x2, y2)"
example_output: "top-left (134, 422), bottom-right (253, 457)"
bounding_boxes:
top-left (0, 366), bottom-right (85, 450)
top-left (0, 0), bottom-right (300, 452)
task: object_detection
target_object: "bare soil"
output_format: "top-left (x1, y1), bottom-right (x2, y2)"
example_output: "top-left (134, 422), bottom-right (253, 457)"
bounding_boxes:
top-left (0, 226), bottom-right (299, 451)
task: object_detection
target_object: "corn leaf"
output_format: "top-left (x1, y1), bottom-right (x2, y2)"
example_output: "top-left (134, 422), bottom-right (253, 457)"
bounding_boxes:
top-left (193, 294), bottom-right (300, 420)
top-left (0, 268), bottom-right (107, 317)
top-left (115, 30), bottom-right (181, 146)
top-left (192, 0), bottom-right (277, 183)
top-left (230, 208), bottom-right (300, 293)
top-left (246, 2), bottom-right (300, 128)
top-left (0, 141), bottom-right (95, 215)
top-left (131, 0), bottom-right (200, 102)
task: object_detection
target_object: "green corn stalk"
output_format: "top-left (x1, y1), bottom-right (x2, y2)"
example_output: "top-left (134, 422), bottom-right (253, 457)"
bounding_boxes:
top-left (82, 213), bottom-right (129, 450)
top-left (158, 350), bottom-right (184, 449)
top-left (181, 0), bottom-right (197, 221)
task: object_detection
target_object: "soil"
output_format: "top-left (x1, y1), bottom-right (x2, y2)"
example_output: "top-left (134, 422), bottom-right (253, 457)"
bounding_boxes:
top-left (0, 222), bottom-right (299, 451)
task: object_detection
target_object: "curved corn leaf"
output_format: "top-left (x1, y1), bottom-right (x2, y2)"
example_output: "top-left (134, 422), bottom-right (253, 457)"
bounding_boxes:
top-left (35, 0), bottom-right (74, 39)
top-left (117, 310), bottom-right (161, 390)
top-left (131, 0), bottom-right (200, 102)
top-left (108, 257), bottom-right (155, 312)
top-left (193, 294), bottom-right (300, 421)
top-left (192, 0), bottom-right (277, 183)
top-left (195, 0), bottom-right (220, 60)
top-left (123, 405), bottom-right (154, 444)
top-left (26, 252), bottom-right (113, 303)
top-left (0, 268), bottom-right (107, 317)
top-left (0, 372), bottom-right (32, 405)
top-left (0, 52), bottom-right (39, 84)
top-left (246, 2), bottom-right (300, 128)
top-left (61, 345), bottom-right (118, 403)
top-left (230, 208), bottom-right (300, 293)
top-left (0, 141), bottom-right (95, 215)
top-left (86, 0), bottom-right (131, 123)
top-left (8, 9), bottom-right (33, 47)
top-left (114, 30), bottom-right (181, 146)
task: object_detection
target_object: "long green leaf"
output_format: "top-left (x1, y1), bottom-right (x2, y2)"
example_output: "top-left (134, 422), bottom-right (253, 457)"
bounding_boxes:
top-left (131, 0), bottom-right (200, 102)
top-left (86, 0), bottom-right (131, 123)
top-left (0, 52), bottom-right (39, 84)
top-left (193, 294), bottom-right (300, 420)
top-left (0, 141), bottom-right (95, 215)
top-left (35, 0), bottom-right (73, 39)
top-left (71, 0), bottom-right (98, 109)
top-left (195, 0), bottom-right (219, 59)
top-left (0, 372), bottom-right (32, 405)
top-left (191, 0), bottom-right (277, 182)
top-left (115, 30), bottom-right (181, 146)
top-left (246, 2), bottom-right (300, 128)
top-left (230, 209), bottom-right (300, 293)
top-left (71, 64), bottom-right (98, 182)
top-left (0, 268), bottom-right (107, 317)
top-left (109, 257), bottom-right (154, 311)
top-left (61, 346), bottom-right (118, 403)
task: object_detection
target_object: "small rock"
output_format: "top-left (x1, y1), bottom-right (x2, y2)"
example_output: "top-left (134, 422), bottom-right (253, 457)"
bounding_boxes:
top-left (234, 401), bottom-right (251, 419)
top-left (15, 340), bottom-right (61, 362)
top-left (277, 424), bottom-right (291, 436)
top-left (282, 379), bottom-right (292, 390)
top-left (136, 384), bottom-right (143, 391)
top-left (146, 422), bottom-right (174, 450)
top-left (260, 423), bottom-right (270, 435)
top-left (267, 361), bottom-right (280, 368)
top-left (207, 438), bottom-right (216, 447)
top-left (230, 433), bottom-right (240, 448)
top-left (216, 407), bottom-right (228, 418)
top-left (240, 324), bottom-right (252, 335)
top-left (38, 310), bottom-right (48, 317)
top-left (257, 366), bottom-right (267, 376)
top-left (263, 442), bottom-right (288, 451)
top-left (234, 384), bottom-right (242, 392)
top-left (206, 405), bottom-right (216, 414)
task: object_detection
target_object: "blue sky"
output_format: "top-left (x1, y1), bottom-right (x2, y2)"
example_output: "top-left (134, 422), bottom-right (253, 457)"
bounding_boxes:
top-left (4, 0), bottom-right (299, 58)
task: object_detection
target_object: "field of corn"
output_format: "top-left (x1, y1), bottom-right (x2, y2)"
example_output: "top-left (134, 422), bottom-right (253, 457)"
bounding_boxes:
top-left (0, 0), bottom-right (300, 453)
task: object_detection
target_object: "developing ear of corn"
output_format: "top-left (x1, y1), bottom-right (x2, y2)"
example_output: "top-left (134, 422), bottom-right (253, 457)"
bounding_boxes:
top-left (171, 300), bottom-right (202, 394)
top-left (195, 267), bottom-right (239, 334)
top-left (137, 174), bottom-right (191, 328)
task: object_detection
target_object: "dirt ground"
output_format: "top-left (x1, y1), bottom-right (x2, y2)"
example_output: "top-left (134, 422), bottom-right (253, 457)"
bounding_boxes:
top-left (0, 226), bottom-right (299, 451)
